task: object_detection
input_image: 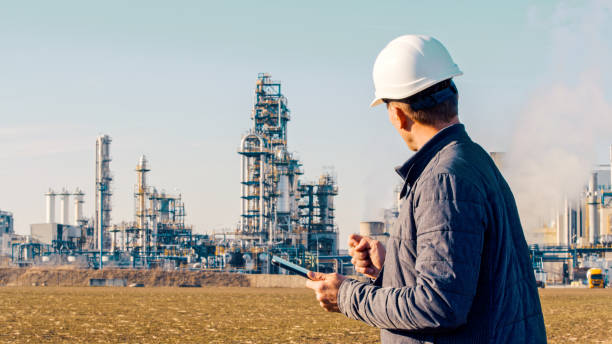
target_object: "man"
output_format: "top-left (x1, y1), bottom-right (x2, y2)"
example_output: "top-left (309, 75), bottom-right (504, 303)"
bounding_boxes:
top-left (306, 35), bottom-right (547, 343)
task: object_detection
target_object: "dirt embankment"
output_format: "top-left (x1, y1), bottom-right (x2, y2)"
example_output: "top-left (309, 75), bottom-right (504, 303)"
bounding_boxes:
top-left (0, 267), bottom-right (250, 287)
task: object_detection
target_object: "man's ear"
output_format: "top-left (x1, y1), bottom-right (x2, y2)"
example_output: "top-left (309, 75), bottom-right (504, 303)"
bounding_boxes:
top-left (391, 104), bottom-right (412, 131)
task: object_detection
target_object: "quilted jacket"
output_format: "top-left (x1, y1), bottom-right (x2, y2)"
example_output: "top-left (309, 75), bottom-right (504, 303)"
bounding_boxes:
top-left (337, 124), bottom-right (547, 343)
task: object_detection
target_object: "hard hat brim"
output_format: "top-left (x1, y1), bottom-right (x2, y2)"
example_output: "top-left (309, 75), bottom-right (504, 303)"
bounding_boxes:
top-left (370, 71), bottom-right (463, 109)
top-left (370, 98), bottom-right (384, 108)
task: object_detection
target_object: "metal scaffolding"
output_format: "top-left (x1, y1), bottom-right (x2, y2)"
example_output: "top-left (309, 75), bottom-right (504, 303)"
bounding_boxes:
top-left (298, 173), bottom-right (339, 255)
top-left (238, 73), bottom-right (303, 245)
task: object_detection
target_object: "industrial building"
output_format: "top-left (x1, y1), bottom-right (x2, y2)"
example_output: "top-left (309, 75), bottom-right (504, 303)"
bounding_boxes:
top-left (486, 150), bottom-right (612, 286)
top-left (528, 153), bottom-right (612, 247)
top-left (12, 149), bottom-right (206, 268)
top-left (233, 73), bottom-right (340, 272)
top-left (479, 150), bottom-right (612, 286)
top-left (0, 210), bottom-right (14, 257)
top-left (529, 156), bottom-right (612, 286)
top-left (10, 74), bottom-right (341, 273)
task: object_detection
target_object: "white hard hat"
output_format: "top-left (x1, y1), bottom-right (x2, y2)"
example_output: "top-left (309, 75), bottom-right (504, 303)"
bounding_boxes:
top-left (370, 35), bottom-right (462, 107)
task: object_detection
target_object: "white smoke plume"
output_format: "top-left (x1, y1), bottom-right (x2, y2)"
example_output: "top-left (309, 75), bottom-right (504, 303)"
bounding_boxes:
top-left (506, 0), bottom-right (612, 240)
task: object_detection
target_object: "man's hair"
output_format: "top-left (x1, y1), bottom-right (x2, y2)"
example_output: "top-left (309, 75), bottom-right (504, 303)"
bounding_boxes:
top-left (385, 79), bottom-right (458, 126)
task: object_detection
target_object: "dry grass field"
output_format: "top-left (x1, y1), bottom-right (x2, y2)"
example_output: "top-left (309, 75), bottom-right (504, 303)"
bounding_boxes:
top-left (539, 288), bottom-right (612, 344)
top-left (0, 287), bottom-right (610, 343)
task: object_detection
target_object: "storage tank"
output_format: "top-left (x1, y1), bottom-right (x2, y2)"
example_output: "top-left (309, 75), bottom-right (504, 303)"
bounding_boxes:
top-left (73, 188), bottom-right (84, 225)
top-left (562, 198), bottom-right (569, 246)
top-left (59, 188), bottom-right (70, 225)
top-left (587, 172), bottom-right (599, 245)
top-left (359, 221), bottom-right (388, 247)
top-left (359, 221), bottom-right (384, 237)
top-left (45, 189), bottom-right (56, 223)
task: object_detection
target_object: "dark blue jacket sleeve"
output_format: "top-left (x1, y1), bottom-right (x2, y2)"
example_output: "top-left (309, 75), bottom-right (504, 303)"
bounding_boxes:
top-left (337, 173), bottom-right (487, 331)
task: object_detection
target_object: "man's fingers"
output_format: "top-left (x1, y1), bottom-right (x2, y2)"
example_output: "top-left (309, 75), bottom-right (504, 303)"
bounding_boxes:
top-left (351, 256), bottom-right (372, 267)
top-left (354, 237), bottom-right (371, 251)
top-left (309, 273), bottom-right (343, 313)
top-left (351, 257), bottom-right (371, 266)
top-left (354, 259), bottom-right (371, 268)
top-left (306, 278), bottom-right (324, 290)
top-left (348, 234), bottom-right (362, 248)
top-left (305, 279), bottom-right (318, 290)
top-left (355, 266), bottom-right (376, 276)
top-left (307, 271), bottom-right (325, 281)
top-left (349, 233), bottom-right (362, 242)
top-left (355, 266), bottom-right (373, 275)
top-left (349, 248), bottom-right (368, 259)
top-left (354, 251), bottom-right (368, 260)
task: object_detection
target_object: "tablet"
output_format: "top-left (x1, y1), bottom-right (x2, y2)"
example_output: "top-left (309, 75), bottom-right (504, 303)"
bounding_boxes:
top-left (270, 255), bottom-right (311, 278)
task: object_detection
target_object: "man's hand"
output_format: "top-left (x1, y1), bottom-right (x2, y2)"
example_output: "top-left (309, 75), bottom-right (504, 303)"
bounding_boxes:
top-left (305, 272), bottom-right (346, 312)
top-left (348, 234), bottom-right (386, 279)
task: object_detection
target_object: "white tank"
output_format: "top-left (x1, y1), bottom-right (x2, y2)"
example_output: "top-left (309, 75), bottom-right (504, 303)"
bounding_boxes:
top-left (589, 172), bottom-right (597, 194)
top-left (588, 172), bottom-right (599, 245)
top-left (73, 188), bottom-right (84, 225)
top-left (359, 221), bottom-right (385, 237)
top-left (556, 210), bottom-right (561, 245)
top-left (59, 188), bottom-right (70, 225)
top-left (45, 189), bottom-right (56, 223)
top-left (562, 198), bottom-right (569, 246)
top-left (360, 221), bottom-right (388, 247)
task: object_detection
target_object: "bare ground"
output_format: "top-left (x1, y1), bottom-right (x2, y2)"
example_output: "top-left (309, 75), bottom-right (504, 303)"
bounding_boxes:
top-left (539, 288), bottom-right (612, 344)
top-left (0, 287), bottom-right (609, 343)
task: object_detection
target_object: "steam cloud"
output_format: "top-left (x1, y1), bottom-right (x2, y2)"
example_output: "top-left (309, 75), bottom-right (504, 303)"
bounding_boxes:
top-left (506, 0), bottom-right (612, 241)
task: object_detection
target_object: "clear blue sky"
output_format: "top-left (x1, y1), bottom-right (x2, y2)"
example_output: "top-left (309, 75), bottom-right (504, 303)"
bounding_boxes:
top-left (1, 1), bottom-right (611, 246)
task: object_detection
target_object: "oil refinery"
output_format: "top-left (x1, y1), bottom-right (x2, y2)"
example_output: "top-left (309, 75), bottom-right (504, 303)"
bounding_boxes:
top-left (0, 73), bottom-right (610, 284)
top-left (3, 74), bottom-right (343, 274)
top-left (525, 151), bottom-right (612, 287)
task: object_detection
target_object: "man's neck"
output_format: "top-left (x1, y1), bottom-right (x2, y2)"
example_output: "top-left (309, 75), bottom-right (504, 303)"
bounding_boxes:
top-left (413, 118), bottom-right (459, 150)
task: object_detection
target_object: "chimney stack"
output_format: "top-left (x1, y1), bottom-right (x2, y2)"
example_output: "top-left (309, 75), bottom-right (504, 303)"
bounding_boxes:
top-left (45, 189), bottom-right (56, 223)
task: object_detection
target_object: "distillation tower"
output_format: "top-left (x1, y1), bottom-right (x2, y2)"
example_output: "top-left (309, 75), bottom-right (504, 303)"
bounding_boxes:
top-left (239, 73), bottom-right (303, 246)
top-left (95, 135), bottom-right (113, 251)
top-left (135, 155), bottom-right (150, 252)
top-left (238, 73), bottom-right (339, 256)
